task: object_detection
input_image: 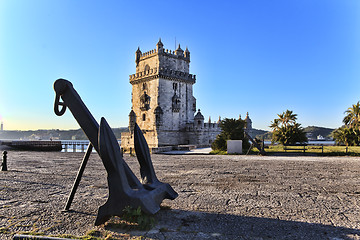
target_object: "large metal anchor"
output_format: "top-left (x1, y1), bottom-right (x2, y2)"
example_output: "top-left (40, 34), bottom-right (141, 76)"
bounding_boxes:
top-left (53, 79), bottom-right (177, 225)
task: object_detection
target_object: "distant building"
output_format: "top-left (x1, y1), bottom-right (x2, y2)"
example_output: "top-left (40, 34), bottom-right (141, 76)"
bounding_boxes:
top-left (121, 39), bottom-right (221, 151)
top-left (244, 112), bottom-right (253, 136)
top-left (1, 122), bottom-right (3, 131)
top-left (317, 135), bottom-right (325, 140)
top-left (306, 132), bottom-right (313, 140)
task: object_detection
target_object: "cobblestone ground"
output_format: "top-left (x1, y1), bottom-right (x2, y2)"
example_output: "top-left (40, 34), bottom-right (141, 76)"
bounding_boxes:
top-left (1, 151), bottom-right (360, 239)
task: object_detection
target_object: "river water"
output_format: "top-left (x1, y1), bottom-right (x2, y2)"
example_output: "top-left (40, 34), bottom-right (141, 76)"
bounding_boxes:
top-left (61, 140), bottom-right (121, 152)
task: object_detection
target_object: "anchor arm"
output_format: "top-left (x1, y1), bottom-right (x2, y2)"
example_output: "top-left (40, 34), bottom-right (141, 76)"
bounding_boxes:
top-left (134, 123), bottom-right (159, 185)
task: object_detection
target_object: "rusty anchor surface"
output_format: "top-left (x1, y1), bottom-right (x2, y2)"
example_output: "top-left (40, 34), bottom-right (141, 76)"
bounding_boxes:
top-left (53, 78), bottom-right (177, 225)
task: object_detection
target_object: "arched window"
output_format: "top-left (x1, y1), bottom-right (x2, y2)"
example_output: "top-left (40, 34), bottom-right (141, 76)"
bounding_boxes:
top-left (140, 91), bottom-right (150, 111)
top-left (142, 114), bottom-right (146, 121)
top-left (172, 93), bottom-right (180, 112)
top-left (144, 64), bottom-right (150, 72)
top-left (142, 83), bottom-right (147, 90)
top-left (154, 106), bottom-right (163, 126)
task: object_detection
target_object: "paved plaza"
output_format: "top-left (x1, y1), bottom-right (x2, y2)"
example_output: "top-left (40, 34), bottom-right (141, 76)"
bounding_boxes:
top-left (1, 151), bottom-right (360, 239)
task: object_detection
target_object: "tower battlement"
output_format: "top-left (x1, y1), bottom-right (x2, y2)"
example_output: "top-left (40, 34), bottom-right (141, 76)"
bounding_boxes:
top-left (135, 40), bottom-right (190, 75)
top-left (129, 67), bottom-right (196, 84)
top-left (137, 45), bottom-right (190, 61)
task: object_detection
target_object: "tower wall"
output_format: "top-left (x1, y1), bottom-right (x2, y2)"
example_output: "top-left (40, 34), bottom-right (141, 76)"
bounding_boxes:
top-left (158, 52), bottom-right (189, 72)
top-left (131, 78), bottom-right (159, 131)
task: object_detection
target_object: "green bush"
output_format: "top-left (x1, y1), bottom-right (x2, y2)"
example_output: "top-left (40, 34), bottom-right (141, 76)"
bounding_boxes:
top-left (211, 118), bottom-right (251, 153)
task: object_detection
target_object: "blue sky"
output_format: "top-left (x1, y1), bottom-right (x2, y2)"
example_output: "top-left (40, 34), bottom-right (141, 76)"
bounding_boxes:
top-left (1, 0), bottom-right (359, 131)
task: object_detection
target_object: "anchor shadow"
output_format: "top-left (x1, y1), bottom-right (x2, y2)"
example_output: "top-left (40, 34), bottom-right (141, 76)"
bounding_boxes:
top-left (147, 209), bottom-right (360, 239)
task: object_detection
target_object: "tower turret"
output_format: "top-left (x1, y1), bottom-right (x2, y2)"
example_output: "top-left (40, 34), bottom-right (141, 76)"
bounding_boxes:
top-left (135, 47), bottom-right (142, 66)
top-left (184, 47), bottom-right (190, 60)
top-left (156, 38), bottom-right (164, 52)
top-left (194, 109), bottom-right (204, 128)
top-left (175, 44), bottom-right (184, 57)
top-left (129, 109), bottom-right (136, 133)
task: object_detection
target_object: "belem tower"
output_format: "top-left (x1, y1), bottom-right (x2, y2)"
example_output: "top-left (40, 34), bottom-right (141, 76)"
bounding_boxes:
top-left (121, 39), bottom-right (225, 152)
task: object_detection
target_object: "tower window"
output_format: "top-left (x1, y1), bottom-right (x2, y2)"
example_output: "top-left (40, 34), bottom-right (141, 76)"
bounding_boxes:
top-left (154, 106), bottom-right (163, 126)
top-left (142, 114), bottom-right (146, 121)
top-left (140, 91), bottom-right (151, 111)
top-left (142, 83), bottom-right (147, 90)
top-left (156, 114), bottom-right (160, 123)
top-left (144, 64), bottom-right (150, 72)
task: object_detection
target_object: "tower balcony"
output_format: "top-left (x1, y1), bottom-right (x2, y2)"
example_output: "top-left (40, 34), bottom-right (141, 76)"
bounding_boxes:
top-left (129, 67), bottom-right (196, 85)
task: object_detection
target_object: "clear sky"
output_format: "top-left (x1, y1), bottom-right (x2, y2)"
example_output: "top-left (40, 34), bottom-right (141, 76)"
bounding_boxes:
top-left (1, 0), bottom-right (359, 131)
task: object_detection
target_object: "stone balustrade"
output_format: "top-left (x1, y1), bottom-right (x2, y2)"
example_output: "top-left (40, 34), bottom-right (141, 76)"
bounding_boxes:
top-left (129, 67), bottom-right (196, 83)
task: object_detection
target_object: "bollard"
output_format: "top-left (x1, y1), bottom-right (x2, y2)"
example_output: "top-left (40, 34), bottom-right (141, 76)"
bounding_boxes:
top-left (2, 151), bottom-right (7, 171)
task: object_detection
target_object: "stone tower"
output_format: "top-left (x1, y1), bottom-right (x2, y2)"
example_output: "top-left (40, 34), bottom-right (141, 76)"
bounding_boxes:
top-left (121, 39), bottom-right (209, 150)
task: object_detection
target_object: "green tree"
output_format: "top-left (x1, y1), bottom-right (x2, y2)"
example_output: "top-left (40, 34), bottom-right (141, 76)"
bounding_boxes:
top-left (332, 101), bottom-right (360, 146)
top-left (332, 127), bottom-right (355, 146)
top-left (270, 110), bottom-right (307, 145)
top-left (343, 102), bottom-right (360, 128)
top-left (211, 118), bottom-right (251, 152)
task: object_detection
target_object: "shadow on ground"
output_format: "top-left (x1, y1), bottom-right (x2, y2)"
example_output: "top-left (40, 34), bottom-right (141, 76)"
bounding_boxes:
top-left (106, 208), bottom-right (360, 240)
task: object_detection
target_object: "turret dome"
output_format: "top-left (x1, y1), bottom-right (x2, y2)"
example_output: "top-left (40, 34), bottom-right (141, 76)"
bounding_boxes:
top-left (194, 109), bottom-right (204, 120)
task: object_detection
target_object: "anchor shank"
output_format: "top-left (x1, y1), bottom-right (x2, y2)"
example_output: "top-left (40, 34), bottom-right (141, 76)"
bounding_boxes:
top-left (54, 79), bottom-right (100, 152)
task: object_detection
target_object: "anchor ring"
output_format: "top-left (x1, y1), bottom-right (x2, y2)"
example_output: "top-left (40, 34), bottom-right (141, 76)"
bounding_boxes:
top-left (54, 93), bottom-right (67, 116)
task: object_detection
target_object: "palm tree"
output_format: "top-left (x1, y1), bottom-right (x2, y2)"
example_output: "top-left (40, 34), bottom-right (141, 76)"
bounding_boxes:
top-left (277, 110), bottom-right (297, 127)
top-left (270, 118), bottom-right (280, 130)
top-left (270, 110), bottom-right (307, 145)
top-left (343, 101), bottom-right (360, 128)
top-left (332, 126), bottom-right (355, 146)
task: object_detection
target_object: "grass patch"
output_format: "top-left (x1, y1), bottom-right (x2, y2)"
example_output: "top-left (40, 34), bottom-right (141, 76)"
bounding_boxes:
top-left (104, 206), bottom-right (155, 231)
top-left (209, 150), bottom-right (227, 155)
top-left (0, 227), bottom-right (10, 234)
top-left (211, 145), bottom-right (360, 156)
top-left (251, 145), bottom-right (360, 156)
top-left (19, 231), bottom-right (46, 236)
